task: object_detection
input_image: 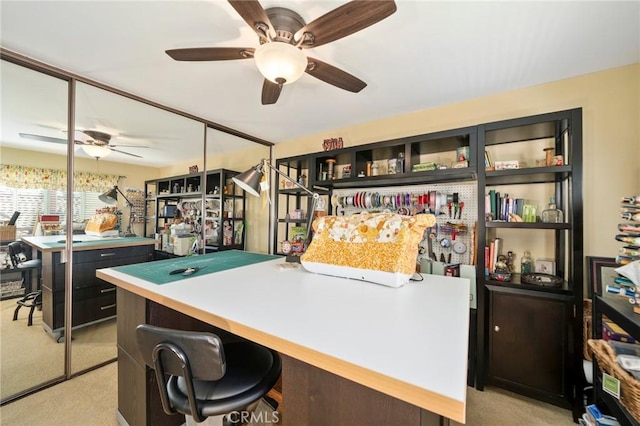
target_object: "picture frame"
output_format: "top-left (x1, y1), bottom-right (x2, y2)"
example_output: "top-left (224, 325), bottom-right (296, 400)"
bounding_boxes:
top-left (587, 256), bottom-right (618, 297)
top-left (534, 258), bottom-right (556, 275)
top-left (484, 150), bottom-right (492, 168)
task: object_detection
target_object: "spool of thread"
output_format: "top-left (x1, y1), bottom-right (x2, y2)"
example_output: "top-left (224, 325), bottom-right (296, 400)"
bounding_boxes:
top-left (326, 159), bottom-right (336, 180)
top-left (544, 147), bottom-right (554, 166)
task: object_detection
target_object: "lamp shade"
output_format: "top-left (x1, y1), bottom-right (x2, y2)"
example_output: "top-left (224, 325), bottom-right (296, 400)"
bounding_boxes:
top-left (254, 42), bottom-right (307, 85)
top-left (99, 187), bottom-right (118, 205)
top-left (82, 144), bottom-right (111, 159)
top-left (232, 165), bottom-right (263, 197)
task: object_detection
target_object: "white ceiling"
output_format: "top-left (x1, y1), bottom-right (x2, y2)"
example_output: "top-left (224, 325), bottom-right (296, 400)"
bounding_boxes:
top-left (1, 1), bottom-right (639, 166)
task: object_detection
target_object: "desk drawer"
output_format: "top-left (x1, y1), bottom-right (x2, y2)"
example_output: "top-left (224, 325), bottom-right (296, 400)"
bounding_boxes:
top-left (50, 292), bottom-right (117, 329)
top-left (73, 245), bottom-right (152, 264)
top-left (52, 251), bottom-right (152, 292)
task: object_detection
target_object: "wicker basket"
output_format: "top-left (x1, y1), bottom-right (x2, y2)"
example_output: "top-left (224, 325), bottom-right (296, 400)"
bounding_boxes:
top-left (587, 339), bottom-right (640, 421)
top-left (0, 225), bottom-right (16, 242)
top-left (584, 298), bottom-right (593, 361)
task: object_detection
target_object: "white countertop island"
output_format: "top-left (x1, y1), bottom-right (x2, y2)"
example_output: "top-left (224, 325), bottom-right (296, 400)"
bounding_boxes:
top-left (98, 255), bottom-right (470, 425)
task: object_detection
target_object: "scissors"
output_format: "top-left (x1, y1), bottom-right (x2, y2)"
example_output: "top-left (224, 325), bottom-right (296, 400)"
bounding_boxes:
top-left (169, 266), bottom-right (206, 276)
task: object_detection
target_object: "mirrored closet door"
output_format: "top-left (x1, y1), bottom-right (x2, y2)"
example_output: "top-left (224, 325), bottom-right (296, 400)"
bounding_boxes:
top-left (0, 59), bottom-right (69, 401)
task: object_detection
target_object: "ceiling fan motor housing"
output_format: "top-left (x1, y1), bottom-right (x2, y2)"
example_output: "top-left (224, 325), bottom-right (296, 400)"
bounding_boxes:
top-left (264, 7), bottom-right (306, 44)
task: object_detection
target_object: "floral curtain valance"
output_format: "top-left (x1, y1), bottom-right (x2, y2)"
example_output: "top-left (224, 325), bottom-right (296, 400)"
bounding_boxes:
top-left (1, 164), bottom-right (121, 192)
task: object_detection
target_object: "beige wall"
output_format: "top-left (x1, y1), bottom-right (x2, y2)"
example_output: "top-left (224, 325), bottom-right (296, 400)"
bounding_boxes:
top-left (272, 63), bottom-right (640, 261)
top-left (4, 63), bottom-right (639, 260)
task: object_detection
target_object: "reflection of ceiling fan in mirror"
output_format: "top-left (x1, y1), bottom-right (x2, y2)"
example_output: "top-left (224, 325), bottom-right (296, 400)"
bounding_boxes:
top-left (166, 0), bottom-right (397, 105)
top-left (19, 130), bottom-right (148, 159)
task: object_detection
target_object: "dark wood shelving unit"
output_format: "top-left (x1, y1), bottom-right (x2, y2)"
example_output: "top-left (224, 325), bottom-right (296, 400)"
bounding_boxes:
top-left (592, 290), bottom-right (640, 426)
top-left (144, 169), bottom-right (245, 254)
top-left (273, 108), bottom-right (583, 420)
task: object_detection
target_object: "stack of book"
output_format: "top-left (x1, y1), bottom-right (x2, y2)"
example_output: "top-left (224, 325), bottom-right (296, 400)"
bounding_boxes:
top-left (485, 190), bottom-right (536, 222)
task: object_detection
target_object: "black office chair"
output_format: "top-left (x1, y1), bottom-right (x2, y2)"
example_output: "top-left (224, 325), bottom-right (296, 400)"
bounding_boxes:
top-left (8, 241), bottom-right (42, 326)
top-left (136, 324), bottom-right (281, 426)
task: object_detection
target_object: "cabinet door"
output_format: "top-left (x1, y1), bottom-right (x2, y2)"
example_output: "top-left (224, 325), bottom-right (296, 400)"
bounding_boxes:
top-left (488, 287), bottom-right (569, 400)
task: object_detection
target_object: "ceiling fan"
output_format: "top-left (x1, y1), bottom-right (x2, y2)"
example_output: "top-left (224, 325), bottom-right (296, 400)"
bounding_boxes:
top-left (19, 130), bottom-right (147, 159)
top-left (166, 0), bottom-right (397, 105)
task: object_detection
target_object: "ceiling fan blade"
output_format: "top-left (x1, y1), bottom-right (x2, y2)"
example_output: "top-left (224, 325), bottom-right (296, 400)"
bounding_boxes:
top-left (19, 133), bottom-right (68, 144)
top-left (295, 1), bottom-right (397, 49)
top-left (20, 133), bottom-right (84, 145)
top-left (306, 58), bottom-right (366, 93)
top-left (166, 47), bottom-right (254, 61)
top-left (109, 148), bottom-right (143, 158)
top-left (228, 0), bottom-right (274, 40)
top-left (109, 144), bottom-right (150, 149)
top-left (261, 79), bottom-right (282, 105)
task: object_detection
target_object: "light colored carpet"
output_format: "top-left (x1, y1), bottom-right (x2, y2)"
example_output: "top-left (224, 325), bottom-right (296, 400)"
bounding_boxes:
top-left (0, 297), bottom-right (116, 400)
top-left (0, 361), bottom-right (577, 426)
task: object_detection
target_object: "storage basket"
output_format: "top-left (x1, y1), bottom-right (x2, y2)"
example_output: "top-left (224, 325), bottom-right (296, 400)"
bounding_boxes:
top-left (584, 298), bottom-right (593, 361)
top-left (0, 225), bottom-right (16, 242)
top-left (587, 339), bottom-right (640, 421)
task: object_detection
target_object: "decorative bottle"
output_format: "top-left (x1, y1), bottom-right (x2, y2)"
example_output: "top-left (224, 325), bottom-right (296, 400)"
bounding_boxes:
top-left (541, 197), bottom-right (563, 223)
top-left (521, 251), bottom-right (532, 274)
top-left (396, 152), bottom-right (405, 174)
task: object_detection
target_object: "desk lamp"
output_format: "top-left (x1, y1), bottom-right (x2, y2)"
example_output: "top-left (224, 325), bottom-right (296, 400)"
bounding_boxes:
top-left (233, 159), bottom-right (325, 258)
top-left (99, 186), bottom-right (136, 237)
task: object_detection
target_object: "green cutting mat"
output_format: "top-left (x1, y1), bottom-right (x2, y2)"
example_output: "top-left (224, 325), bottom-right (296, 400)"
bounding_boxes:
top-left (43, 237), bottom-right (152, 248)
top-left (111, 250), bottom-right (280, 285)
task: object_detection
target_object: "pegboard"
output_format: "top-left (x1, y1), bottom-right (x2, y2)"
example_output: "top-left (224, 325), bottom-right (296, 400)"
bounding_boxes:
top-left (331, 183), bottom-right (477, 266)
top-left (125, 188), bottom-right (146, 223)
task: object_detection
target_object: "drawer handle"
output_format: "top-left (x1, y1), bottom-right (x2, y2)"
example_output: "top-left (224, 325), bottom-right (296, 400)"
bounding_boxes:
top-left (100, 253), bottom-right (116, 257)
top-left (100, 304), bottom-right (116, 311)
top-left (100, 287), bottom-right (116, 293)
top-left (494, 326), bottom-right (500, 332)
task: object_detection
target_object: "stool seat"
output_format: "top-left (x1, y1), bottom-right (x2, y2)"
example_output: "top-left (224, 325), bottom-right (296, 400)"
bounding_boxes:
top-left (8, 241), bottom-right (42, 326)
top-left (136, 324), bottom-right (282, 424)
top-left (16, 259), bottom-right (42, 270)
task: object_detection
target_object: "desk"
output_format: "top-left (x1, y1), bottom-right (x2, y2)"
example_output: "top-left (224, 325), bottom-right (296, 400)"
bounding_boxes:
top-left (98, 252), bottom-right (470, 425)
top-left (21, 235), bottom-right (154, 340)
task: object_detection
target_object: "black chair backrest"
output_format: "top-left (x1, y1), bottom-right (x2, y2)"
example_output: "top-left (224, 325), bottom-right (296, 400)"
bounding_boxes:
top-left (136, 324), bottom-right (226, 381)
top-left (8, 211), bottom-right (20, 226)
top-left (7, 241), bottom-right (28, 268)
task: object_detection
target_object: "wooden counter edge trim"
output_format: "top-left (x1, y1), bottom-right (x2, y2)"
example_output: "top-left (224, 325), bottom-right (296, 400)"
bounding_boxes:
top-left (98, 271), bottom-right (467, 424)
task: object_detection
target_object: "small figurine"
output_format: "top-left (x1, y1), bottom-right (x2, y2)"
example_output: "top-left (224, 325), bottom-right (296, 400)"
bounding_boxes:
top-left (495, 255), bottom-right (508, 272)
top-left (506, 251), bottom-right (516, 273)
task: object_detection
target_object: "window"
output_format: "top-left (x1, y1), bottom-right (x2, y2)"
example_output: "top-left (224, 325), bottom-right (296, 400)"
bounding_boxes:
top-left (0, 185), bottom-right (109, 237)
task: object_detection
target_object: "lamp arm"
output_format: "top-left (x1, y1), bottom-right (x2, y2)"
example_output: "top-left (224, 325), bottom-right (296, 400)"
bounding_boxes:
top-left (263, 161), bottom-right (315, 197)
top-left (115, 186), bottom-right (133, 206)
top-left (115, 186), bottom-right (136, 237)
top-left (261, 160), bottom-right (320, 246)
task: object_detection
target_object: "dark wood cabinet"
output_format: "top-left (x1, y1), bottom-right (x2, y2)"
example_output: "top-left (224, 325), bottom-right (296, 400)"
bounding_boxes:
top-left (41, 243), bottom-right (154, 340)
top-left (488, 286), bottom-right (571, 404)
top-left (476, 109), bottom-right (583, 421)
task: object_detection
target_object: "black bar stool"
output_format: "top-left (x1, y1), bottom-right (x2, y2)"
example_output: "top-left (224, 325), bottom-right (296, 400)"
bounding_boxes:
top-left (136, 324), bottom-right (281, 426)
top-left (8, 241), bottom-right (42, 326)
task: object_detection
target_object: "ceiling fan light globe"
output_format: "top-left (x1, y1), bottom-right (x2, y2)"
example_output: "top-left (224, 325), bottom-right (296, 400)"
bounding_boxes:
top-left (82, 144), bottom-right (111, 159)
top-left (254, 42), bottom-right (307, 85)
